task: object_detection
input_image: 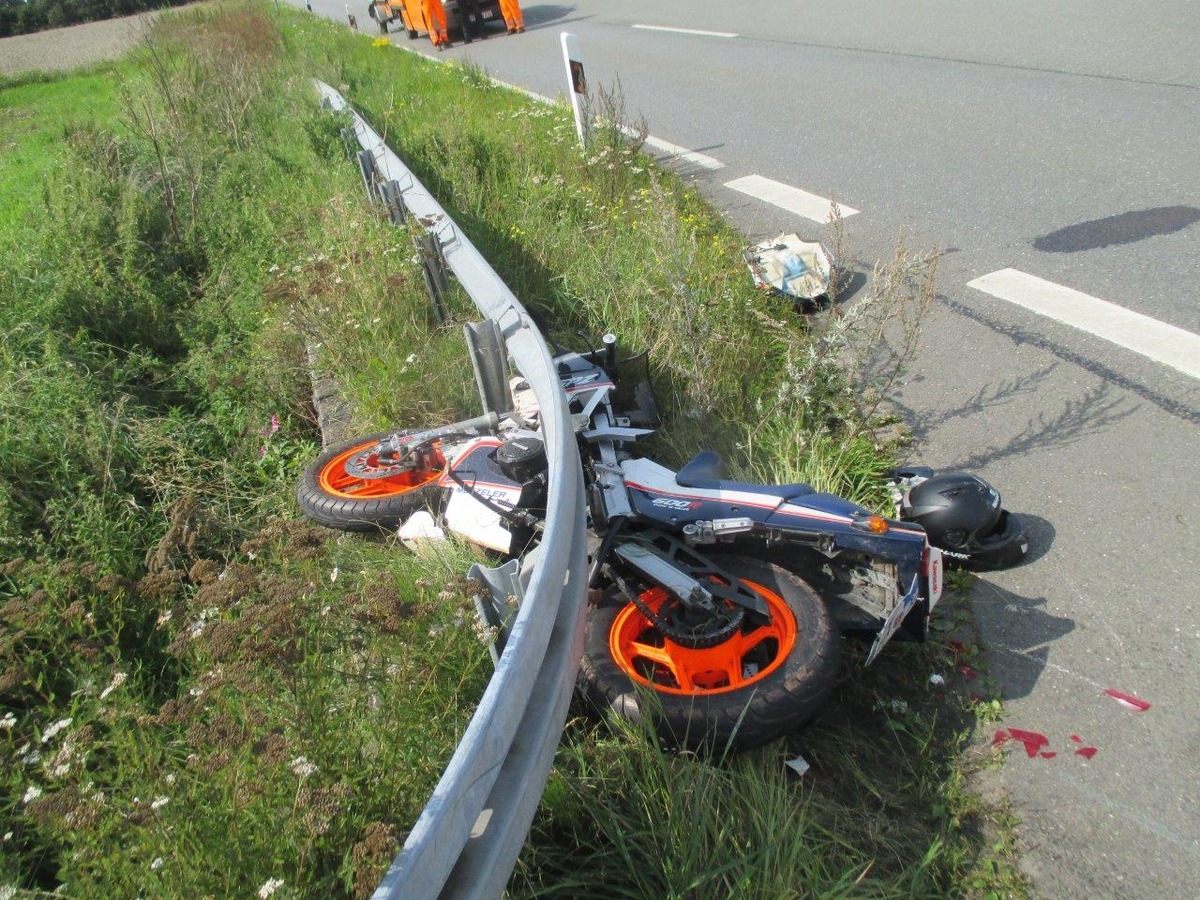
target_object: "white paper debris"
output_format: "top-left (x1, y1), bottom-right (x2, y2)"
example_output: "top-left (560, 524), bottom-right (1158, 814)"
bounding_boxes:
top-left (399, 510), bottom-right (447, 549)
top-left (785, 754), bottom-right (810, 777)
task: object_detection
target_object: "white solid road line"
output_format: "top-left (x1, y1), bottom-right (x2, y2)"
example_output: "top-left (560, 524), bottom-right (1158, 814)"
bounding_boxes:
top-left (490, 78), bottom-right (552, 105)
top-left (968, 268), bottom-right (1200, 381)
top-left (632, 24), bottom-right (738, 38)
top-left (723, 174), bottom-right (860, 222)
top-left (640, 135), bottom-right (725, 170)
top-left (490, 80), bottom-right (726, 170)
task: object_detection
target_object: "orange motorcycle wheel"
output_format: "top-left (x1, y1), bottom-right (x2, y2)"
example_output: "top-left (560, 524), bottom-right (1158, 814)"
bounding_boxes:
top-left (581, 556), bottom-right (839, 751)
top-left (296, 431), bottom-right (444, 532)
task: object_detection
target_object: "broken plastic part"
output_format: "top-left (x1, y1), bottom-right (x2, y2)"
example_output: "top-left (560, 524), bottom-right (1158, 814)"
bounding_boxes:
top-left (1104, 689), bottom-right (1151, 711)
top-left (1007, 728), bottom-right (1050, 758)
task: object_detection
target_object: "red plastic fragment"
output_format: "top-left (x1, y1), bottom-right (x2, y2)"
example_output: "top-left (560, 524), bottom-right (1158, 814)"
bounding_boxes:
top-left (955, 663), bottom-right (978, 681)
top-left (1075, 746), bottom-right (1098, 760)
top-left (993, 729), bottom-right (1010, 747)
top-left (1070, 735), bottom-right (1083, 743)
top-left (1007, 728), bottom-right (1050, 758)
top-left (1104, 689), bottom-right (1151, 712)
top-left (969, 692), bottom-right (983, 704)
top-left (949, 640), bottom-right (968, 657)
top-left (1040, 751), bottom-right (1058, 759)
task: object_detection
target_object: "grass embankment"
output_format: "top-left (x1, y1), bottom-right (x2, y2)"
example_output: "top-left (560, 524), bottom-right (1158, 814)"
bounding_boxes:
top-left (0, 4), bottom-right (1024, 897)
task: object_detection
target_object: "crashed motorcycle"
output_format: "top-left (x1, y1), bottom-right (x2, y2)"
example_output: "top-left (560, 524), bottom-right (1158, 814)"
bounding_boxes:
top-left (297, 336), bottom-right (1027, 748)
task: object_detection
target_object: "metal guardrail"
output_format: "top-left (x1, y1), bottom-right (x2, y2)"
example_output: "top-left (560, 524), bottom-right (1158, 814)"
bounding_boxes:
top-left (314, 81), bottom-right (589, 900)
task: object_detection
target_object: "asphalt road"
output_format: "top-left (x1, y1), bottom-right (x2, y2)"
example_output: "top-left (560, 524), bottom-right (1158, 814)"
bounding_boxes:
top-left (310, 2), bottom-right (1200, 895)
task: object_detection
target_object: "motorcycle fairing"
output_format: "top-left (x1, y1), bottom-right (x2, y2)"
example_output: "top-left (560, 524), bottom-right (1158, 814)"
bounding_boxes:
top-left (440, 437), bottom-right (524, 553)
top-left (622, 457), bottom-right (928, 546)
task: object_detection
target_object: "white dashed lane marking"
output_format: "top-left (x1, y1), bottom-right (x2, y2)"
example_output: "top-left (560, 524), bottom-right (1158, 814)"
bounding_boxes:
top-left (632, 24), bottom-right (739, 38)
top-left (723, 175), bottom-right (860, 223)
top-left (968, 268), bottom-right (1200, 381)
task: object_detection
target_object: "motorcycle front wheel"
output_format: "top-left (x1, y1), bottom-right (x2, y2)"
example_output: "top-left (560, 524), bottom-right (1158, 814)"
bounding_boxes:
top-left (296, 431), bottom-right (444, 532)
top-left (580, 555), bottom-right (839, 751)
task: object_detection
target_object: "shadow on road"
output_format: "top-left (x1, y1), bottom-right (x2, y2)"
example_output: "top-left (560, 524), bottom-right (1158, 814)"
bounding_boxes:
top-left (520, 4), bottom-right (584, 30)
top-left (933, 293), bottom-right (1200, 427)
top-left (902, 359), bottom-right (1141, 471)
top-left (970, 570), bottom-right (1076, 702)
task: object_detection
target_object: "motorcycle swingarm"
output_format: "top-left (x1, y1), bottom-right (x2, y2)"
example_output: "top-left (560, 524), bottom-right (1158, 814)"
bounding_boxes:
top-left (610, 533), bottom-right (769, 618)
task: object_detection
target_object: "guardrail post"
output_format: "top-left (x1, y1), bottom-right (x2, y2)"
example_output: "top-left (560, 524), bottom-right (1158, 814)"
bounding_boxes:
top-left (340, 126), bottom-right (358, 158)
top-left (414, 231), bottom-right (450, 323)
top-left (464, 319), bottom-right (513, 417)
top-left (378, 178), bottom-right (409, 225)
top-left (357, 148), bottom-right (379, 201)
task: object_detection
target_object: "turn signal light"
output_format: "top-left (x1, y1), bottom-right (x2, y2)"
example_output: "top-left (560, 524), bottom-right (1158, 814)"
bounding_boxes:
top-left (852, 515), bottom-right (890, 534)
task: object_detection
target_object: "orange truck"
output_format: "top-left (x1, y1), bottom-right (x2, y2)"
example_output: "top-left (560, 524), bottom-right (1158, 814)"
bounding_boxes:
top-left (367, 0), bottom-right (523, 48)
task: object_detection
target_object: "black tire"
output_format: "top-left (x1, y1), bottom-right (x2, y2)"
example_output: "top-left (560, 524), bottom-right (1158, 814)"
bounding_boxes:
top-left (580, 556), bottom-right (839, 751)
top-left (296, 431), bottom-right (444, 532)
top-left (378, 18), bottom-right (389, 34)
top-left (406, 28), bottom-right (419, 39)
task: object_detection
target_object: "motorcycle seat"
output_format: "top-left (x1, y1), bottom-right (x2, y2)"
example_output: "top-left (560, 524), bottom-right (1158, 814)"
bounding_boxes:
top-left (676, 450), bottom-right (815, 500)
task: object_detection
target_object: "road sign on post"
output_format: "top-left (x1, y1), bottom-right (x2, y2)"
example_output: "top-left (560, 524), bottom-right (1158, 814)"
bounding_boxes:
top-left (560, 32), bottom-right (589, 147)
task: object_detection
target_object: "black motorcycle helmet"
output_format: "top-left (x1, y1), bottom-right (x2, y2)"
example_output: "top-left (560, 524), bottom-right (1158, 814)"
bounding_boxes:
top-left (900, 472), bottom-right (1029, 569)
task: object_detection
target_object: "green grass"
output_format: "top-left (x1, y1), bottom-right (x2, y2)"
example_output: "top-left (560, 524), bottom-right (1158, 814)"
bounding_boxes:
top-left (0, 64), bottom-right (130, 232)
top-left (0, 3), bottom-right (1026, 897)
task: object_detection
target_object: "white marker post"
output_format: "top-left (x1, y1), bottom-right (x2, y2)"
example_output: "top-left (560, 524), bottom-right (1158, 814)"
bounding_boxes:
top-left (560, 32), bottom-right (589, 147)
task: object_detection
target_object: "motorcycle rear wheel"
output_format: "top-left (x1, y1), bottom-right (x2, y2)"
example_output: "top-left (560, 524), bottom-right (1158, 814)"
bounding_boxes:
top-left (296, 431), bottom-right (444, 532)
top-left (580, 555), bottom-right (839, 751)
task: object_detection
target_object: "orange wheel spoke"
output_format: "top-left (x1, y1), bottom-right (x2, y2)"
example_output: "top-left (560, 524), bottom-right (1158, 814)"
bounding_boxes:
top-left (627, 640), bottom-right (688, 689)
top-left (609, 576), bottom-right (798, 697)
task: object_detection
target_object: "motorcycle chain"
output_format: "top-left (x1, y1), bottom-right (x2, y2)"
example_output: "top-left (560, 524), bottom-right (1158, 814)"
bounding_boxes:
top-left (608, 567), bottom-right (744, 650)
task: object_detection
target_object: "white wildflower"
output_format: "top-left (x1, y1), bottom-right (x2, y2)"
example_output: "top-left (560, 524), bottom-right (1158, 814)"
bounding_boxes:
top-left (22, 785), bottom-right (42, 804)
top-left (99, 671), bottom-right (128, 700)
top-left (41, 718), bottom-right (72, 744)
top-left (0, 712), bottom-right (15, 730)
top-left (165, 773), bottom-right (177, 786)
top-left (258, 877), bottom-right (284, 898)
top-left (151, 796), bottom-right (170, 811)
top-left (290, 756), bottom-right (317, 778)
top-left (151, 857), bottom-right (164, 871)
